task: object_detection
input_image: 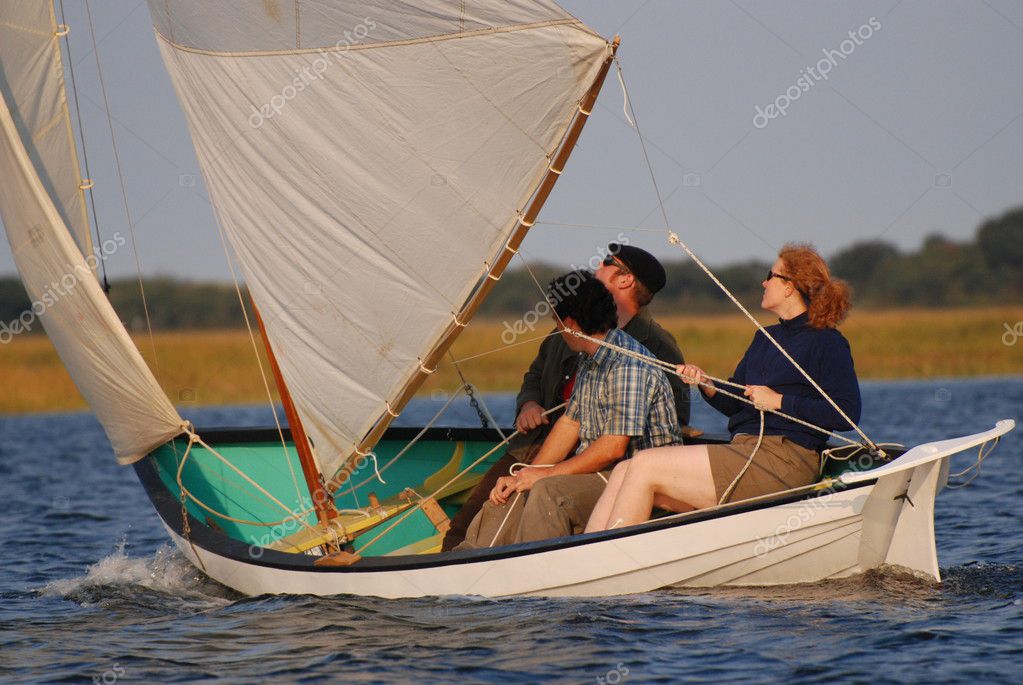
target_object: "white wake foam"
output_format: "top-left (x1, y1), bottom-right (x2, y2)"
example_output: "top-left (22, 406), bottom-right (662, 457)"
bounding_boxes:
top-left (40, 539), bottom-right (233, 605)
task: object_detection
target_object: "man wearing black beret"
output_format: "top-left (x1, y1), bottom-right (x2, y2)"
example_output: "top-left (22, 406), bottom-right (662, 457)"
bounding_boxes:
top-left (441, 243), bottom-right (692, 551)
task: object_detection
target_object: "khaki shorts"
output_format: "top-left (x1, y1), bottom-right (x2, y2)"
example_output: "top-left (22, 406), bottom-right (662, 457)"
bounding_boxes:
top-left (708, 434), bottom-right (820, 504)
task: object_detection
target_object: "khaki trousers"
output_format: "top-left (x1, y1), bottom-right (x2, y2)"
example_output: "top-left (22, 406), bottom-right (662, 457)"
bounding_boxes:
top-left (457, 472), bottom-right (608, 549)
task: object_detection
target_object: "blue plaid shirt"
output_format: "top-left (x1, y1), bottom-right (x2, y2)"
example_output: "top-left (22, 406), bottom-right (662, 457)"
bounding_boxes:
top-left (564, 328), bottom-right (682, 457)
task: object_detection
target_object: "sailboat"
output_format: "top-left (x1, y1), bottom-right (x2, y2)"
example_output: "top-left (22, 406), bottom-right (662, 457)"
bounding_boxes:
top-left (1, 1), bottom-right (1014, 599)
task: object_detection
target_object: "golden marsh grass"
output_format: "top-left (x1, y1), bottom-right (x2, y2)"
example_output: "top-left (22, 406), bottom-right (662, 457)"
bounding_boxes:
top-left (1, 307), bottom-right (1020, 414)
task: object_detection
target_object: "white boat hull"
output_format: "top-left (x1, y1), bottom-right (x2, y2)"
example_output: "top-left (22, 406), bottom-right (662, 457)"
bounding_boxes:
top-left (157, 420), bottom-right (1014, 598)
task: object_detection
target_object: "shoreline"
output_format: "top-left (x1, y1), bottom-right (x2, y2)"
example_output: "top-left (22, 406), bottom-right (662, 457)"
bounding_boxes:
top-left (2, 306), bottom-right (1020, 414)
top-left (2, 374), bottom-right (1021, 419)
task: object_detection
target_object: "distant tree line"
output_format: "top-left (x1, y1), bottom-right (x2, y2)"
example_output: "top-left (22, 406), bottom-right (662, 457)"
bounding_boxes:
top-left (2, 207), bottom-right (1020, 332)
top-left (0, 277), bottom-right (254, 333)
top-left (488, 206), bottom-right (1023, 314)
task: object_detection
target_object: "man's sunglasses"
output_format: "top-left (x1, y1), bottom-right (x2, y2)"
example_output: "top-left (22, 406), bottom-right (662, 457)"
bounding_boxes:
top-left (602, 255), bottom-right (631, 273)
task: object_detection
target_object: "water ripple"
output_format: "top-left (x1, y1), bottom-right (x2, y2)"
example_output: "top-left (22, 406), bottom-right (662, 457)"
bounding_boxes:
top-left (1, 378), bottom-right (1020, 683)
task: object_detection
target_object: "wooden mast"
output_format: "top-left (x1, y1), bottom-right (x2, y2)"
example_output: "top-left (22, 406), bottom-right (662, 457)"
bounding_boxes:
top-left (331, 36), bottom-right (621, 491)
top-left (252, 304), bottom-right (338, 524)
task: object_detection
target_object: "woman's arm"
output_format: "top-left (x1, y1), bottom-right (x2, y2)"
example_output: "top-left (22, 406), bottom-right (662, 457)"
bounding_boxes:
top-left (780, 334), bottom-right (861, 430)
top-left (703, 351), bottom-right (749, 417)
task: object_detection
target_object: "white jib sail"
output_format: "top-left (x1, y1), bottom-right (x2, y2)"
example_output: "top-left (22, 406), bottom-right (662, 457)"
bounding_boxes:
top-left (0, 88), bottom-right (184, 465)
top-left (0, 1), bottom-right (94, 259)
top-left (149, 1), bottom-right (610, 477)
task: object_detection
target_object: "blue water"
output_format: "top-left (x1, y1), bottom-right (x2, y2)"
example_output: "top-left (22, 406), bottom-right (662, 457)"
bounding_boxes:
top-left (1, 377), bottom-right (1021, 684)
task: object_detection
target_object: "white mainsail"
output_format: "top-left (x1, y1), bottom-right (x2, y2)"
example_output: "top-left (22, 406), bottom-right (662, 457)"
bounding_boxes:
top-left (149, 1), bottom-right (610, 477)
top-left (0, 2), bottom-right (184, 464)
top-left (0, 1), bottom-right (93, 258)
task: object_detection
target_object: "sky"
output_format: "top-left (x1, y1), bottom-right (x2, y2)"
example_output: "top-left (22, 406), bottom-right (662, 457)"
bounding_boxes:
top-left (2, 0), bottom-right (1022, 282)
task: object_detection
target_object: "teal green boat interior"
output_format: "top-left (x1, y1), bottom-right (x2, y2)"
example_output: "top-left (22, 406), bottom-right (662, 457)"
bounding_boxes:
top-left (149, 430), bottom-right (503, 557)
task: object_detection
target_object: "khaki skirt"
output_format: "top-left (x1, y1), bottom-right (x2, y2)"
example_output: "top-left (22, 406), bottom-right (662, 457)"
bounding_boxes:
top-left (708, 434), bottom-right (820, 504)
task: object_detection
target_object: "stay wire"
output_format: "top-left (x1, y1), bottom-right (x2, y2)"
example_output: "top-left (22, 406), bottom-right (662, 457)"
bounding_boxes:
top-left (84, 0), bottom-right (158, 366)
top-left (57, 0), bottom-right (109, 293)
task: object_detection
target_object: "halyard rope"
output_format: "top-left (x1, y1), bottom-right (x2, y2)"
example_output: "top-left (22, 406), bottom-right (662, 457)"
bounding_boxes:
top-left (612, 59), bottom-right (882, 457)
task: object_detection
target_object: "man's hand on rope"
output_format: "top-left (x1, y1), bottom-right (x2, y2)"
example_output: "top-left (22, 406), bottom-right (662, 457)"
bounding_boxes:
top-left (490, 475), bottom-right (519, 505)
top-left (515, 400), bottom-right (549, 433)
top-left (744, 385), bottom-right (782, 412)
top-left (512, 466), bottom-right (548, 493)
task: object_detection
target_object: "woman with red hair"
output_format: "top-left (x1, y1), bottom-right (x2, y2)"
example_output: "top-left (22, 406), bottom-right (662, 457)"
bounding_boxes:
top-left (586, 243), bottom-right (861, 531)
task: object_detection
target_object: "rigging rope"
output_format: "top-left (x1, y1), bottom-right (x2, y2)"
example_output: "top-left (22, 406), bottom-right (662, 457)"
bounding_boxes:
top-left (83, 0), bottom-right (158, 366)
top-left (57, 0), bottom-right (109, 293)
top-left (564, 328), bottom-right (866, 449)
top-left (612, 58), bottom-right (882, 456)
top-left (177, 430), bottom-right (322, 539)
top-left (945, 436), bottom-right (999, 489)
top-left (486, 462), bottom-right (601, 547)
top-left (209, 202), bottom-right (304, 504)
top-left (535, 220), bottom-right (670, 233)
top-left (330, 383), bottom-right (465, 495)
top-left (718, 410), bottom-right (765, 505)
top-left (353, 403), bottom-right (567, 555)
top-left (445, 330), bottom-right (560, 366)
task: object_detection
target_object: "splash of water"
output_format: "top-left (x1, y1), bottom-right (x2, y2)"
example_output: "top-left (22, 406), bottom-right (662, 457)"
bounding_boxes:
top-left (39, 538), bottom-right (235, 606)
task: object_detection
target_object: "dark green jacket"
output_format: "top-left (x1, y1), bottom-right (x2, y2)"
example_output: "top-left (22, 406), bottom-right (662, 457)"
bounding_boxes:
top-left (512, 309), bottom-right (689, 448)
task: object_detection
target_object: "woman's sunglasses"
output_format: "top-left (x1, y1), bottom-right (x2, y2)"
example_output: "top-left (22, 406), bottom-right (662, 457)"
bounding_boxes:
top-left (766, 270), bottom-right (791, 282)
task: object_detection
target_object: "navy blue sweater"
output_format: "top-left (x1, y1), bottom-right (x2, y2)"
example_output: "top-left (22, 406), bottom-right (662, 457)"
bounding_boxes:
top-left (704, 313), bottom-right (861, 451)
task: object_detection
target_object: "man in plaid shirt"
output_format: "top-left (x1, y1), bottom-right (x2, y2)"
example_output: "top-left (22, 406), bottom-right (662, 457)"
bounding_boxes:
top-left (458, 270), bottom-right (682, 548)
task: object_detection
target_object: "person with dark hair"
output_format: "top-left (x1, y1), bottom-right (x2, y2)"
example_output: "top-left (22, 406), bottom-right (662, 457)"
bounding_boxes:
top-left (441, 244), bottom-right (691, 551)
top-left (455, 271), bottom-right (682, 548)
top-left (586, 243), bottom-right (861, 532)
